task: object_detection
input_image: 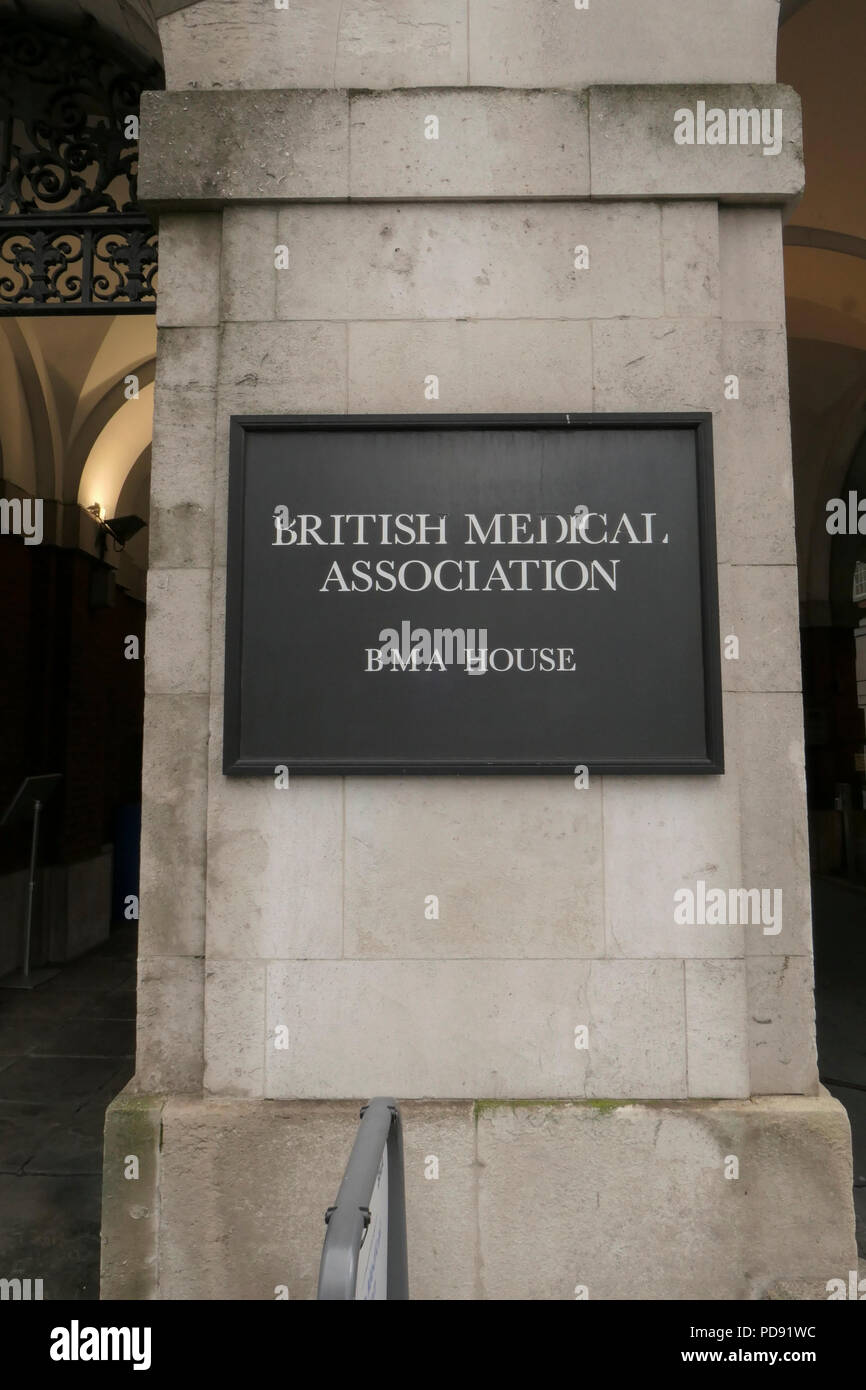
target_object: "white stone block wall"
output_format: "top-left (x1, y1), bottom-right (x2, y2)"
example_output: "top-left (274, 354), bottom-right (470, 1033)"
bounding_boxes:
top-left (106, 1092), bottom-right (854, 1300)
top-left (97, 0), bottom-right (862, 1303)
top-left (138, 216), bottom-right (817, 1107)
top-left (132, 7), bottom-right (817, 1108)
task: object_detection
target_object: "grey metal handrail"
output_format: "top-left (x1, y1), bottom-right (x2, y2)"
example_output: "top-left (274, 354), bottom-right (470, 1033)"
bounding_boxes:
top-left (317, 1097), bottom-right (409, 1300)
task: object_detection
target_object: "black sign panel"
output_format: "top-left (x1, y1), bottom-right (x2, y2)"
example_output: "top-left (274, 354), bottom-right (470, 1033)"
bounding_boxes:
top-left (223, 414), bottom-right (723, 775)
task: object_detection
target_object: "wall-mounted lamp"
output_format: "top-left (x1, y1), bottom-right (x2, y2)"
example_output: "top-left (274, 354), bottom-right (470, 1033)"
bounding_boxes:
top-left (86, 506), bottom-right (147, 561)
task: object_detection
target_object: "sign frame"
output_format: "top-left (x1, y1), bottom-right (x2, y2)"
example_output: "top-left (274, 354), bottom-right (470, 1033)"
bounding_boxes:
top-left (223, 412), bottom-right (724, 777)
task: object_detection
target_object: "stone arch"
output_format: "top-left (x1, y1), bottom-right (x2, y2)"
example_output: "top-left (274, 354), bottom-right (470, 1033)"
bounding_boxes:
top-left (802, 370), bottom-right (866, 613)
top-left (780, 0), bottom-right (866, 611)
top-left (76, 378), bottom-right (155, 519)
top-left (65, 350), bottom-right (157, 505)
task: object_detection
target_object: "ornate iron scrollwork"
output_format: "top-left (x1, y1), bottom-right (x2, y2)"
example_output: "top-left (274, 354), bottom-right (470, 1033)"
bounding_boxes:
top-left (0, 17), bottom-right (162, 313)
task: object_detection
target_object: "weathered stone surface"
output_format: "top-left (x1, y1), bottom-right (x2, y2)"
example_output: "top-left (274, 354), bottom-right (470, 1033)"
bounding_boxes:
top-left (156, 1097), bottom-right (479, 1299)
top-left (148, 387), bottom-right (216, 570)
top-left (718, 565), bottom-right (803, 694)
top-left (763, 1276), bottom-right (858, 1301)
top-left (348, 319), bottom-right (592, 413)
top-left (221, 208), bottom-right (278, 323)
top-left (685, 960), bottom-right (750, 1098)
top-left (713, 404), bottom-right (798, 567)
top-left (469, 1), bottom-right (780, 87)
top-left (203, 961), bottom-right (266, 1096)
top-left (138, 693), bottom-right (209, 959)
top-left (602, 769), bottom-right (743, 960)
top-left (206, 567), bottom-right (226, 700)
top-left (216, 320), bottom-right (347, 390)
top-left (140, 90), bottom-right (350, 207)
top-left (591, 319), bottom-right (721, 412)
top-left (155, 0), bottom-right (778, 91)
top-left (747, 957), bottom-right (819, 1096)
top-left (719, 207), bottom-right (787, 323)
top-left (155, 328), bottom-right (220, 391)
top-left (264, 959), bottom-right (687, 1099)
top-left (350, 89), bottom-right (589, 199)
top-left (140, 83), bottom-right (802, 209)
top-left (211, 321), bottom-right (348, 573)
top-left (343, 777), bottom-right (603, 959)
top-left (205, 770), bottom-right (344, 963)
top-left (399, 1101), bottom-right (478, 1299)
top-left (722, 322), bottom-right (791, 410)
top-left (729, 693), bottom-right (813, 958)
top-left (141, 86), bottom-right (802, 210)
top-left (477, 1094), bottom-right (856, 1299)
top-left (590, 86), bottom-right (804, 204)
top-left (142, 88), bottom-right (591, 205)
top-left (201, 578), bottom-right (339, 969)
top-left (661, 202), bottom-right (720, 318)
top-left (155, 215), bottom-right (221, 328)
top-left (101, 1087), bottom-right (164, 1300)
top-left (158, 0), bottom-right (468, 92)
top-left (144, 569), bottom-right (212, 696)
top-left (158, 1097), bottom-right (360, 1299)
top-left (275, 203), bottom-right (664, 321)
top-left (715, 320), bottom-right (797, 570)
top-left (137, 1094), bottom-right (856, 1300)
top-left (135, 956), bottom-right (204, 1093)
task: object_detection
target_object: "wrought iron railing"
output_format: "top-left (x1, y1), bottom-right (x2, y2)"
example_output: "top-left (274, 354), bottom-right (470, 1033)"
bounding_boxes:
top-left (0, 17), bottom-right (160, 314)
top-left (0, 213), bottom-right (157, 312)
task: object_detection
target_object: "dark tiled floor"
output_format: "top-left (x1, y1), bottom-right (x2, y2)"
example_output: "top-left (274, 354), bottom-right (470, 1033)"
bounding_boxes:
top-left (0, 925), bottom-right (136, 1300)
top-left (812, 876), bottom-right (866, 1256)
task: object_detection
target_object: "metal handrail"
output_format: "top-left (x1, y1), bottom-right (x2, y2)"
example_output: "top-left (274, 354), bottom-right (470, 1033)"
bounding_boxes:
top-left (317, 1097), bottom-right (409, 1300)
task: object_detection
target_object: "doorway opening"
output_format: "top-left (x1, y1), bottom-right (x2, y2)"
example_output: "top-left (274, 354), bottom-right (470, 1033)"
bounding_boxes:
top-left (0, 6), bottom-right (161, 1297)
top-left (780, 0), bottom-right (866, 1257)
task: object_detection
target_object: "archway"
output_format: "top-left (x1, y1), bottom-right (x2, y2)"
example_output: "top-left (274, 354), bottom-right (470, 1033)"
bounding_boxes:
top-left (780, 0), bottom-right (866, 1258)
top-left (0, 0), bottom-right (162, 1299)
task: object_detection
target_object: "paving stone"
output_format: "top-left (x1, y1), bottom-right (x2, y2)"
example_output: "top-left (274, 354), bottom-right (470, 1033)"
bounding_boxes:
top-left (0, 930), bottom-right (138, 1298)
top-left (0, 1173), bottom-right (102, 1300)
top-left (26, 1020), bottom-right (136, 1059)
top-left (0, 1057), bottom-right (123, 1105)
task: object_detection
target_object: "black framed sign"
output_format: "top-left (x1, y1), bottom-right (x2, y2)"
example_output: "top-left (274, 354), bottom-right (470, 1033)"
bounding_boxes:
top-left (223, 413), bottom-right (723, 775)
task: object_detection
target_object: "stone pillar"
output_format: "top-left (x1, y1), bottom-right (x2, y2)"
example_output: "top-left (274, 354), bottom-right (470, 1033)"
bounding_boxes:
top-left (102, 0), bottom-right (857, 1299)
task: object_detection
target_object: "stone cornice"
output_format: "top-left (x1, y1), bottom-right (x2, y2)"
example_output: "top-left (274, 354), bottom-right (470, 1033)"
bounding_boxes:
top-left (139, 85), bottom-right (803, 213)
